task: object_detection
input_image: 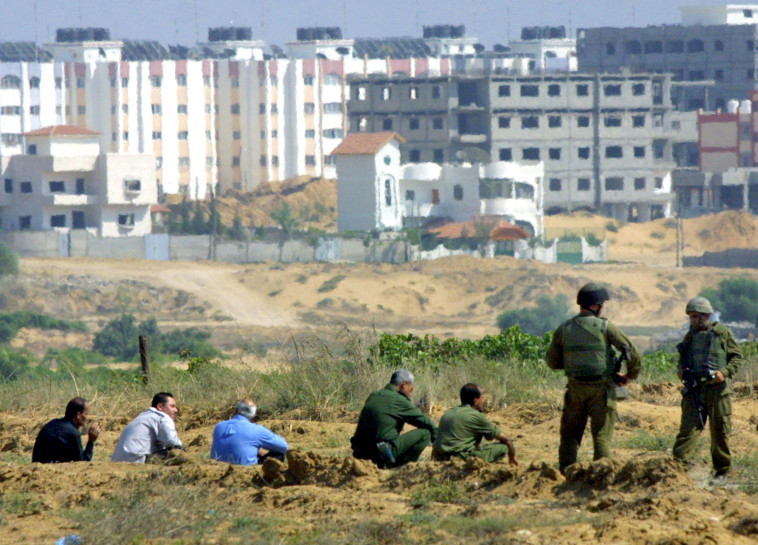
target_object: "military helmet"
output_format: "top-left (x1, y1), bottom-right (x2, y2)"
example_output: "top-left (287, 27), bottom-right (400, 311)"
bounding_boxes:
top-left (686, 296), bottom-right (714, 315)
top-left (577, 283), bottom-right (610, 308)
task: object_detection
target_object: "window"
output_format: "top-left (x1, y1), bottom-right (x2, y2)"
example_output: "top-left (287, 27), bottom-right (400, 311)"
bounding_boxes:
top-left (498, 116), bottom-right (510, 128)
top-left (1, 133), bottom-right (21, 146)
top-left (548, 115), bottom-right (562, 128)
top-left (667, 40), bottom-right (684, 53)
top-left (177, 104), bottom-right (188, 114)
top-left (19, 216), bottom-right (31, 230)
top-left (605, 177), bottom-right (623, 190)
top-left (605, 146), bottom-right (623, 158)
top-left (206, 130), bottom-right (212, 139)
top-left (324, 102), bottom-right (342, 113)
top-left (152, 131), bottom-right (162, 140)
top-left (549, 148), bottom-right (561, 160)
top-left (176, 74), bottom-right (187, 86)
top-left (178, 131), bottom-right (188, 140)
top-left (577, 147), bottom-right (590, 159)
top-left (29, 77), bottom-right (40, 88)
top-left (231, 77), bottom-right (239, 88)
top-left (76, 178), bottom-right (85, 195)
top-left (381, 87), bottom-right (391, 100)
top-left (151, 104), bottom-right (161, 114)
top-left (356, 86), bottom-right (366, 100)
top-left (632, 83), bottom-right (645, 96)
top-left (549, 178), bottom-right (562, 191)
top-left (498, 84), bottom-right (510, 97)
top-left (30, 105), bottom-right (40, 115)
top-left (431, 86), bottom-right (441, 99)
top-left (117, 213), bottom-right (135, 227)
top-left (520, 84), bottom-right (539, 97)
top-left (260, 155), bottom-right (267, 166)
top-left (547, 84), bottom-right (561, 97)
top-left (689, 70), bottom-right (705, 81)
top-left (77, 106), bottom-right (86, 115)
top-left (409, 118), bottom-right (420, 130)
top-left (499, 148), bottom-right (512, 161)
top-left (156, 157), bottom-right (162, 168)
top-left (433, 149), bottom-right (443, 162)
top-left (577, 178), bottom-right (590, 191)
top-left (714, 39), bottom-right (724, 52)
top-left (323, 128), bottom-right (343, 138)
top-left (653, 140), bottom-right (665, 158)
top-left (655, 177), bottom-right (664, 189)
top-left (409, 86), bottom-right (418, 99)
top-left (409, 149), bottom-right (421, 162)
top-left (49, 180), bottom-right (65, 192)
top-left (55, 77), bottom-right (62, 89)
top-left (233, 131), bottom-right (241, 140)
top-left (522, 148), bottom-right (540, 160)
top-left (56, 106), bottom-right (62, 115)
top-left (1, 106), bottom-right (20, 115)
top-left (324, 73), bottom-right (340, 86)
top-left (271, 156), bottom-right (279, 166)
top-left (304, 76), bottom-right (314, 85)
top-left (51, 214), bottom-right (66, 227)
top-left (632, 115), bottom-right (645, 127)
top-left (624, 40), bottom-right (642, 54)
top-left (687, 39), bottom-right (704, 53)
top-left (604, 116), bottom-right (621, 127)
top-left (634, 177), bottom-right (646, 190)
top-left (521, 116), bottom-right (539, 129)
top-left (606, 42), bottom-right (616, 55)
top-left (122, 78), bottom-right (129, 87)
top-left (178, 157), bottom-right (190, 167)
top-left (745, 8), bottom-right (754, 17)
top-left (124, 179), bottom-right (141, 192)
top-left (150, 76), bottom-right (162, 87)
top-left (576, 84), bottom-right (589, 96)
top-left (382, 118), bottom-right (393, 130)
top-left (231, 103), bottom-right (240, 114)
top-left (324, 155), bottom-right (335, 166)
top-left (453, 184), bottom-right (463, 201)
top-left (634, 146), bottom-right (646, 158)
top-left (27, 144), bottom-right (36, 155)
top-left (644, 41), bottom-right (663, 54)
top-left (384, 179), bottom-right (392, 206)
top-left (203, 76), bottom-right (211, 87)
top-left (405, 190), bottom-right (415, 201)
top-left (123, 132), bottom-right (129, 140)
top-left (432, 118), bottom-right (443, 130)
top-left (304, 102), bottom-right (315, 114)
top-left (432, 189), bottom-right (440, 204)
top-left (305, 129), bottom-right (315, 138)
top-left (577, 116), bottom-right (590, 127)
top-left (749, 69), bottom-right (756, 80)
top-left (604, 84), bottom-right (622, 96)
top-left (76, 77), bottom-right (85, 88)
top-left (715, 69), bottom-right (724, 81)
top-left (4, 179), bottom-right (11, 193)
top-left (232, 156), bottom-right (240, 167)
top-left (305, 155), bottom-right (316, 166)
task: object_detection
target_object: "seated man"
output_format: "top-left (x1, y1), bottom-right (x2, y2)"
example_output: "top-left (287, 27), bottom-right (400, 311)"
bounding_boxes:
top-left (210, 399), bottom-right (288, 465)
top-left (432, 383), bottom-right (518, 465)
top-left (351, 369), bottom-right (437, 468)
top-left (32, 397), bottom-right (100, 463)
top-left (112, 392), bottom-right (183, 463)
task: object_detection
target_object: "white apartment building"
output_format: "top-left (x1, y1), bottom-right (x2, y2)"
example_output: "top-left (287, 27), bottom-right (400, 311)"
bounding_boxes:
top-left (0, 125), bottom-right (156, 236)
top-left (332, 132), bottom-right (544, 236)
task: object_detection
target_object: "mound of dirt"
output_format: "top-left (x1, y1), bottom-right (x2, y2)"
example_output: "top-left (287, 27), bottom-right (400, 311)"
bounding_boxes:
top-left (561, 455), bottom-right (690, 495)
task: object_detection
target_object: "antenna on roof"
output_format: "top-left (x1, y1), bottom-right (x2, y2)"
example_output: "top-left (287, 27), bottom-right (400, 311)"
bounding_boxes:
top-left (193, 0), bottom-right (199, 43)
top-left (343, 0), bottom-right (348, 37)
top-left (33, 0), bottom-right (39, 62)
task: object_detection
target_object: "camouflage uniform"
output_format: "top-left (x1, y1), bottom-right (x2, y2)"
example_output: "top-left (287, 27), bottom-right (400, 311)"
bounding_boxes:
top-left (547, 311), bottom-right (641, 473)
top-left (672, 322), bottom-right (743, 474)
top-left (432, 404), bottom-right (510, 463)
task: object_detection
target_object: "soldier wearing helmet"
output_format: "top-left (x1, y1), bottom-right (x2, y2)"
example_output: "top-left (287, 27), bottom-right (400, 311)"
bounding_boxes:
top-left (546, 283), bottom-right (641, 475)
top-left (673, 296), bottom-right (743, 483)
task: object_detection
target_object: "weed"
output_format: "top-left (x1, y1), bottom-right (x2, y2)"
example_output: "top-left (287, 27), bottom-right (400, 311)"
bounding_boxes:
top-left (605, 222), bottom-right (618, 233)
top-left (619, 430), bottom-right (671, 451)
top-left (409, 481), bottom-right (466, 508)
top-left (296, 275), bottom-right (308, 284)
top-left (317, 275), bottom-right (346, 293)
top-left (268, 290), bottom-right (282, 297)
top-left (650, 231), bottom-right (665, 240)
top-left (316, 298), bottom-right (334, 309)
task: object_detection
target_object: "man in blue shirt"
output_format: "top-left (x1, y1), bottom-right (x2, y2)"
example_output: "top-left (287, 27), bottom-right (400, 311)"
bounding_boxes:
top-left (211, 399), bottom-right (288, 465)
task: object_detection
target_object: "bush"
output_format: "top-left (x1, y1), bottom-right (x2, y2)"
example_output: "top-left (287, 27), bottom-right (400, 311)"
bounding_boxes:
top-left (496, 294), bottom-right (571, 336)
top-left (0, 243), bottom-right (18, 277)
top-left (93, 314), bottom-right (138, 360)
top-left (605, 222), bottom-right (618, 233)
top-left (700, 277), bottom-right (758, 324)
top-left (0, 346), bottom-right (34, 380)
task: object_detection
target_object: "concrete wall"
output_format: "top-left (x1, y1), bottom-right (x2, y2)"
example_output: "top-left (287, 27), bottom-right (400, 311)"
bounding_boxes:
top-left (684, 248), bottom-right (758, 268)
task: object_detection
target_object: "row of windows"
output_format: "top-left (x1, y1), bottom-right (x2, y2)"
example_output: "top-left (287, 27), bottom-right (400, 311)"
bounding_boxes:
top-left (498, 144), bottom-right (664, 162)
top-left (497, 82), bottom-right (648, 98)
top-left (1, 75), bottom-right (44, 89)
top-left (407, 149), bottom-right (446, 163)
top-left (548, 177), bottom-right (664, 192)
top-left (605, 38), bottom-right (729, 56)
top-left (354, 116), bottom-right (445, 132)
top-left (0, 105), bottom-right (42, 115)
top-left (354, 84), bottom-right (443, 101)
top-left (496, 113), bottom-right (660, 130)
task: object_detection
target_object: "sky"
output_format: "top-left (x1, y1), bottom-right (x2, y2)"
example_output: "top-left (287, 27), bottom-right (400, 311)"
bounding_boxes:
top-left (0, 0), bottom-right (746, 49)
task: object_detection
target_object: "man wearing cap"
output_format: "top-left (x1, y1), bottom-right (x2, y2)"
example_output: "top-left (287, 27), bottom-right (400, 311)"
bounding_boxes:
top-left (546, 283), bottom-right (641, 474)
top-left (673, 297), bottom-right (743, 483)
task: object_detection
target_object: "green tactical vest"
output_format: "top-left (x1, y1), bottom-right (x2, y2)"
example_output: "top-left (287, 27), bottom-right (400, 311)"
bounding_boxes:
top-left (562, 315), bottom-right (614, 378)
top-left (683, 325), bottom-right (728, 375)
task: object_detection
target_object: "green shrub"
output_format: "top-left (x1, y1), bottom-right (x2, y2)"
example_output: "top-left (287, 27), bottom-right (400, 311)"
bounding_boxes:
top-left (317, 275), bottom-right (346, 293)
top-left (0, 346), bottom-right (34, 381)
top-left (650, 231), bottom-right (665, 240)
top-left (700, 277), bottom-right (758, 324)
top-left (496, 294), bottom-right (571, 336)
top-left (585, 233), bottom-right (603, 247)
top-left (93, 314), bottom-right (138, 359)
top-left (0, 242), bottom-right (18, 277)
top-left (605, 222), bottom-right (618, 233)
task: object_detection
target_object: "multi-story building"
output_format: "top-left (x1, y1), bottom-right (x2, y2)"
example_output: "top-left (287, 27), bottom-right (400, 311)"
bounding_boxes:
top-left (577, 4), bottom-right (758, 111)
top-left (0, 124), bottom-right (156, 236)
top-left (348, 72), bottom-right (676, 220)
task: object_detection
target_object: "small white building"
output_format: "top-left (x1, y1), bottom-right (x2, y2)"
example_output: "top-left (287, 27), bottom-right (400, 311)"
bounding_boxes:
top-left (0, 125), bottom-right (157, 237)
top-left (332, 132), bottom-right (544, 236)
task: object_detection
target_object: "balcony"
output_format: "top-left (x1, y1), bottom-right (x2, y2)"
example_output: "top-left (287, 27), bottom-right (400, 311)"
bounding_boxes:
top-left (43, 193), bottom-right (99, 206)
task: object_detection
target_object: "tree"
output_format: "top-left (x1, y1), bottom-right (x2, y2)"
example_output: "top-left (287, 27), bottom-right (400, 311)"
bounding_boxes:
top-left (271, 202), bottom-right (302, 241)
top-left (230, 212), bottom-right (247, 241)
top-left (497, 294), bottom-right (571, 336)
top-left (0, 242), bottom-right (19, 277)
top-left (93, 314), bottom-right (138, 360)
top-left (700, 277), bottom-right (758, 324)
top-left (191, 201), bottom-right (207, 234)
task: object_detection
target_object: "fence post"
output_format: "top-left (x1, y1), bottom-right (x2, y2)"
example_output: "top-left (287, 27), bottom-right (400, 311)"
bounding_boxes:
top-left (139, 335), bottom-right (150, 385)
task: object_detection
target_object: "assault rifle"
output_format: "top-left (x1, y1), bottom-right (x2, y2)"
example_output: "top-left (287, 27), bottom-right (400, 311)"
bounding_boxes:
top-left (677, 342), bottom-right (714, 430)
top-left (612, 345), bottom-right (631, 400)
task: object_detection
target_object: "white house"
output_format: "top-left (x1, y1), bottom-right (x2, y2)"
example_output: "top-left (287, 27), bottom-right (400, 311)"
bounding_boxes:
top-left (0, 125), bottom-right (156, 237)
top-left (333, 132), bottom-right (544, 236)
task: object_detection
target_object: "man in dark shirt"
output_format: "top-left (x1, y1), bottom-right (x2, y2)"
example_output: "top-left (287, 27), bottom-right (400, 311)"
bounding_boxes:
top-left (32, 397), bottom-right (100, 463)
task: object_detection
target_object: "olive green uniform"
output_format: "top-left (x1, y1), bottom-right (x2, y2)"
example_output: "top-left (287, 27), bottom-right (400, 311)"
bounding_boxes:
top-left (351, 384), bottom-right (437, 468)
top-left (672, 323), bottom-right (743, 474)
top-left (432, 404), bottom-right (509, 463)
top-left (547, 311), bottom-right (641, 473)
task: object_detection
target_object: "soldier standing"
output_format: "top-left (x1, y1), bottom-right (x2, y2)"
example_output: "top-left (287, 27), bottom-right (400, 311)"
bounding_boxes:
top-left (673, 297), bottom-right (743, 483)
top-left (546, 283), bottom-right (641, 475)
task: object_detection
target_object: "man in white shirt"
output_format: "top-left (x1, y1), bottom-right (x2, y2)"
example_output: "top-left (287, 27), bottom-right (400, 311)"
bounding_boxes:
top-left (112, 392), bottom-right (183, 463)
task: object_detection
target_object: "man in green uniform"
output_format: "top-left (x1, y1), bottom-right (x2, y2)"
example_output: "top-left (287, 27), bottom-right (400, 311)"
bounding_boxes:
top-left (351, 369), bottom-right (437, 468)
top-left (547, 283), bottom-right (641, 475)
top-left (673, 297), bottom-right (743, 482)
top-left (432, 383), bottom-right (518, 465)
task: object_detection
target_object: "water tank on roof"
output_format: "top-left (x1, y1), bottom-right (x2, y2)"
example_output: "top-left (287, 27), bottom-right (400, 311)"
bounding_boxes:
top-left (727, 99), bottom-right (739, 113)
top-left (56, 27), bottom-right (110, 42)
top-left (423, 24), bottom-right (466, 39)
top-left (208, 27), bottom-right (252, 42)
top-left (740, 99), bottom-right (752, 113)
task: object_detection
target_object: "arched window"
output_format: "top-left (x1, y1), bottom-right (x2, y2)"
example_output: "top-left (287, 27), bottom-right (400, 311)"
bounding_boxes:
top-left (1, 75), bottom-right (21, 89)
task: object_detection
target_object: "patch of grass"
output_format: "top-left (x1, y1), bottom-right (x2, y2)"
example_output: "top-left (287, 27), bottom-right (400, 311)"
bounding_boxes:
top-left (605, 221), bottom-right (618, 233)
top-left (268, 290), bottom-right (281, 297)
top-left (733, 452), bottom-right (758, 495)
top-left (619, 430), bottom-right (671, 452)
top-left (0, 493), bottom-right (47, 517)
top-left (296, 275), bottom-right (309, 284)
top-left (316, 298), bottom-right (334, 309)
top-left (317, 275), bottom-right (346, 293)
top-left (409, 481), bottom-right (467, 508)
top-left (650, 231), bottom-right (665, 240)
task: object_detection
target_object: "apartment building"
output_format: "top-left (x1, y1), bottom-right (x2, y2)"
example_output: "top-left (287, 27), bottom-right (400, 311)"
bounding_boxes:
top-left (577, 4), bottom-right (758, 111)
top-left (348, 72), bottom-right (675, 221)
